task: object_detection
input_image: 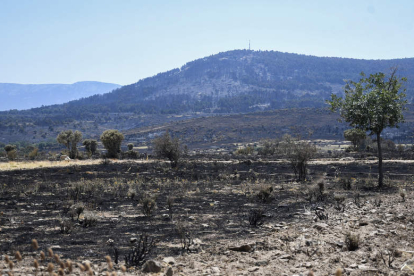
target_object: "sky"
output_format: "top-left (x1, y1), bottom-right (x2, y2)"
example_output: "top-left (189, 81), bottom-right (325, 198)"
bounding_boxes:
top-left (0, 0), bottom-right (413, 85)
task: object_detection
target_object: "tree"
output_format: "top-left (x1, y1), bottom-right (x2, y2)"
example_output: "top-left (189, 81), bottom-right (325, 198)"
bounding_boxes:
top-left (57, 130), bottom-right (82, 159)
top-left (344, 128), bottom-right (366, 149)
top-left (328, 69), bottom-right (407, 187)
top-left (152, 131), bottom-right (181, 167)
top-left (4, 144), bottom-right (17, 161)
top-left (83, 139), bottom-right (98, 155)
top-left (100, 130), bottom-right (124, 158)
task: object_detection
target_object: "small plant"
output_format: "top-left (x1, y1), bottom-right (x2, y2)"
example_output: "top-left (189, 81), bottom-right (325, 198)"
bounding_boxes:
top-left (68, 202), bottom-right (85, 220)
top-left (141, 195), bottom-right (156, 217)
top-left (176, 222), bottom-right (193, 252)
top-left (256, 186), bottom-right (273, 203)
top-left (344, 232), bottom-right (359, 251)
top-left (373, 197), bottom-right (382, 207)
top-left (166, 196), bottom-right (174, 220)
top-left (399, 188), bottom-right (407, 202)
top-left (82, 211), bottom-right (98, 227)
top-left (59, 217), bottom-right (74, 234)
top-left (124, 234), bottom-right (157, 268)
top-left (248, 208), bottom-right (265, 227)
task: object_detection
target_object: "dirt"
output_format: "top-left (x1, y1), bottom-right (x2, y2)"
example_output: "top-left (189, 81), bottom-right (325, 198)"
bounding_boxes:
top-left (1, 158), bottom-right (414, 275)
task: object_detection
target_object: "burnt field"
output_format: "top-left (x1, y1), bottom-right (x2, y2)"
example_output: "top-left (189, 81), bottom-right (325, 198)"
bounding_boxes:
top-left (1, 158), bottom-right (414, 275)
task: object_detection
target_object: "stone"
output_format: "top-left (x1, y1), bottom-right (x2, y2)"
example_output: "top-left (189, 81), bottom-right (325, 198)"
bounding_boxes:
top-left (165, 267), bottom-right (173, 276)
top-left (163, 257), bottom-right (176, 265)
top-left (313, 223), bottom-right (328, 231)
top-left (211, 267), bottom-right (220, 274)
top-left (142, 260), bottom-right (162, 273)
top-left (248, 267), bottom-right (260, 272)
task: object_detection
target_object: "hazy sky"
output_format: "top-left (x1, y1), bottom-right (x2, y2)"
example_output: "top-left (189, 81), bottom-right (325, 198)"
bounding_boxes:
top-left (1, 0), bottom-right (413, 85)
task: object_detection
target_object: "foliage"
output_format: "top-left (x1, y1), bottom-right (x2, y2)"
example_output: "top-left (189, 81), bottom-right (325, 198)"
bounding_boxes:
top-left (28, 147), bottom-right (39, 160)
top-left (343, 128), bottom-right (366, 149)
top-left (152, 131), bottom-right (181, 167)
top-left (141, 195), bottom-right (156, 217)
top-left (4, 144), bottom-right (16, 152)
top-left (83, 139), bottom-right (97, 155)
top-left (56, 130), bottom-right (82, 159)
top-left (328, 69), bottom-right (407, 187)
top-left (248, 208), bottom-right (265, 227)
top-left (235, 145), bottom-right (254, 155)
top-left (344, 232), bottom-right (360, 251)
top-left (100, 130), bottom-right (124, 158)
top-left (127, 143), bottom-right (134, 151)
top-left (282, 134), bottom-right (317, 181)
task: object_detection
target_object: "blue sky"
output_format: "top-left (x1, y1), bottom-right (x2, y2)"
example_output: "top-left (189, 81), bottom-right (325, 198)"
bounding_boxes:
top-left (0, 0), bottom-right (413, 85)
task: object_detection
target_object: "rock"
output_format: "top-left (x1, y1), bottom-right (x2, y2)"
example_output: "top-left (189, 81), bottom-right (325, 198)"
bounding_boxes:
top-left (165, 267), bottom-right (173, 276)
top-left (229, 244), bottom-right (253, 252)
top-left (359, 221), bottom-right (369, 226)
top-left (358, 265), bottom-right (377, 272)
top-left (313, 222), bottom-right (328, 231)
top-left (130, 237), bottom-right (137, 243)
top-left (248, 267), bottom-right (260, 272)
top-left (279, 254), bottom-right (291, 260)
top-left (142, 260), bottom-right (162, 273)
top-left (255, 260), bottom-right (269, 266)
top-left (349, 263), bottom-right (358, 269)
top-left (211, 267), bottom-right (220, 274)
top-left (304, 262), bottom-right (312, 268)
top-left (163, 257), bottom-right (176, 265)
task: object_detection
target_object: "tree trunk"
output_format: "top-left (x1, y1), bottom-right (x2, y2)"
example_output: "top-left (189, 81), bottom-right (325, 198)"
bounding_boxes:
top-left (376, 132), bottom-right (383, 187)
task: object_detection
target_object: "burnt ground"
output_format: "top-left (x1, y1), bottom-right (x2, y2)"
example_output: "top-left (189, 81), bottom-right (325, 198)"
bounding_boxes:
top-left (1, 158), bottom-right (414, 275)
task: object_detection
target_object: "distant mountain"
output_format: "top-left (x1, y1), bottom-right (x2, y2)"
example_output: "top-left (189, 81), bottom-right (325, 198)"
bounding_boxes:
top-left (0, 81), bottom-right (121, 111)
top-left (1, 49), bottom-right (414, 131)
top-left (22, 49), bottom-right (413, 116)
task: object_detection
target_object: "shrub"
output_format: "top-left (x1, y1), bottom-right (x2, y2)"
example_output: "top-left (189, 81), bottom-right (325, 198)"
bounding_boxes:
top-left (236, 146), bottom-right (254, 155)
top-left (4, 144), bottom-right (16, 153)
top-left (7, 149), bottom-right (17, 161)
top-left (152, 131), bottom-right (181, 167)
top-left (282, 135), bottom-right (317, 181)
top-left (83, 139), bottom-right (98, 155)
top-left (100, 130), bottom-right (124, 158)
top-left (57, 130), bottom-right (82, 159)
top-left (124, 234), bottom-right (157, 268)
top-left (344, 129), bottom-right (366, 149)
top-left (256, 186), bottom-right (273, 203)
top-left (141, 196), bottom-right (156, 217)
top-left (28, 148), bottom-right (39, 160)
top-left (127, 143), bottom-right (134, 151)
top-left (344, 232), bottom-right (359, 251)
top-left (248, 208), bottom-right (265, 227)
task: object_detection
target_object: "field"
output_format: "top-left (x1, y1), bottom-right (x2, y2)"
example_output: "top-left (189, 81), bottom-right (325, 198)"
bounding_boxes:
top-left (1, 153), bottom-right (414, 276)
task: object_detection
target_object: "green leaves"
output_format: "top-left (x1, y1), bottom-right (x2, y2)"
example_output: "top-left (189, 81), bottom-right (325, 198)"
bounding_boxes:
top-left (327, 69), bottom-right (407, 135)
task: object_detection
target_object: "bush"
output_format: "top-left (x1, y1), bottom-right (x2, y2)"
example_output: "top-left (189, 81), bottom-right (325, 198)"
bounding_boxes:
top-left (248, 208), bottom-right (265, 226)
top-left (345, 232), bottom-right (360, 251)
top-left (28, 148), bottom-right (39, 160)
top-left (127, 143), bottom-right (134, 151)
top-left (100, 130), bottom-right (124, 158)
top-left (281, 135), bottom-right (317, 181)
top-left (124, 234), bottom-right (157, 268)
top-left (141, 195), bottom-right (156, 217)
top-left (344, 129), bottom-right (366, 149)
top-left (236, 146), bottom-right (254, 155)
top-left (83, 139), bottom-right (98, 155)
top-left (152, 131), bottom-right (181, 167)
top-left (57, 130), bottom-right (82, 159)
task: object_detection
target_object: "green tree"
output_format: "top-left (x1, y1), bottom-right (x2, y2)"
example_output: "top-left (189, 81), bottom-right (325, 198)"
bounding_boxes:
top-left (57, 130), bottom-right (83, 159)
top-left (328, 69), bottom-right (407, 187)
top-left (153, 131), bottom-right (181, 167)
top-left (83, 139), bottom-right (98, 155)
top-left (100, 130), bottom-right (124, 158)
top-left (4, 144), bottom-right (17, 161)
top-left (344, 128), bottom-right (366, 149)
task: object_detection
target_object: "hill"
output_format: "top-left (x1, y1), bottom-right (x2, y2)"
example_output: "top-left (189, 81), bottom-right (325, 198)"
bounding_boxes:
top-left (0, 81), bottom-right (121, 111)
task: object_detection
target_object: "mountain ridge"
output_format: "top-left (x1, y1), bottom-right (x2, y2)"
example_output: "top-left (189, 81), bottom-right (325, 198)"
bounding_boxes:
top-left (0, 81), bottom-right (121, 111)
